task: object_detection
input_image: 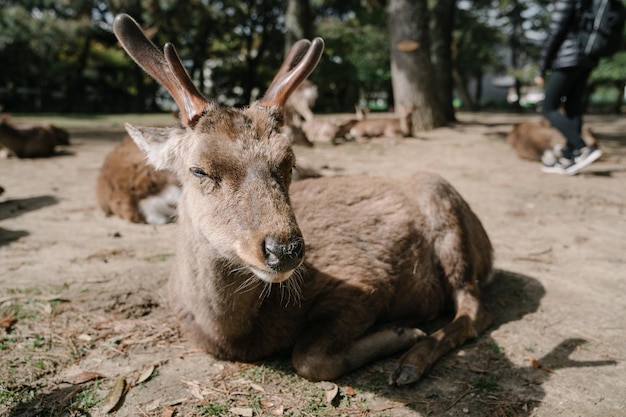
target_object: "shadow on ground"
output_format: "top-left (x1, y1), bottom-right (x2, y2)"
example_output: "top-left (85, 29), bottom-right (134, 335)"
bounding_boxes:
top-left (0, 195), bottom-right (59, 246)
top-left (337, 269), bottom-right (616, 416)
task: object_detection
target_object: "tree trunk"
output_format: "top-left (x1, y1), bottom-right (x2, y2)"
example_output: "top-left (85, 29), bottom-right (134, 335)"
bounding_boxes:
top-left (429, 0), bottom-right (456, 122)
top-left (285, 0), bottom-right (313, 54)
top-left (388, 0), bottom-right (446, 132)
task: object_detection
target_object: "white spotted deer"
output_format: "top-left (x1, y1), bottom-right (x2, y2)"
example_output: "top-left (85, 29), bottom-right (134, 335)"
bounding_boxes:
top-left (113, 14), bottom-right (494, 385)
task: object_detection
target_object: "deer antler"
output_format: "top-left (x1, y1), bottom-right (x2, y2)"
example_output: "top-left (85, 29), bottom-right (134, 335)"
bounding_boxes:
top-left (259, 38), bottom-right (325, 109)
top-left (113, 14), bottom-right (208, 127)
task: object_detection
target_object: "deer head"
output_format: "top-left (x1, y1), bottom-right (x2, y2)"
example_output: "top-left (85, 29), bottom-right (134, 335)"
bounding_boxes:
top-left (113, 14), bottom-right (324, 283)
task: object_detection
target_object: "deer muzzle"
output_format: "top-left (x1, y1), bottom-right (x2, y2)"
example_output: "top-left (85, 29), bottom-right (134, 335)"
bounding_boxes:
top-left (262, 234), bottom-right (305, 273)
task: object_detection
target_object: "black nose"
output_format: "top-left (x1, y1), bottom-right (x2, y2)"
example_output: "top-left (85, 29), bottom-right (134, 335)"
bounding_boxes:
top-left (262, 235), bottom-right (304, 272)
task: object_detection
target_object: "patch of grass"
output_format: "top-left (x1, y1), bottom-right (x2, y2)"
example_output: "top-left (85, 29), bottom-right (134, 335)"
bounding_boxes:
top-left (483, 341), bottom-right (505, 355)
top-left (474, 374), bottom-right (500, 392)
top-left (199, 402), bottom-right (229, 416)
top-left (0, 385), bottom-right (35, 410)
top-left (71, 385), bottom-right (101, 410)
top-left (0, 336), bottom-right (18, 350)
top-left (144, 253), bottom-right (174, 263)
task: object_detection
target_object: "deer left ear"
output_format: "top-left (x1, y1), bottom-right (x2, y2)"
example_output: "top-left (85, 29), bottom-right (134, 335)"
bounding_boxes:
top-left (125, 123), bottom-right (179, 170)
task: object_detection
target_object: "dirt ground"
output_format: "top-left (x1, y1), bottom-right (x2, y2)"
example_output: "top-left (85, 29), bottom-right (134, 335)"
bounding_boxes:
top-left (1, 111), bottom-right (625, 417)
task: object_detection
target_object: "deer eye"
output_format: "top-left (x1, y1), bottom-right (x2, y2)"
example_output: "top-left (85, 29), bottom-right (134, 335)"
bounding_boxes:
top-left (190, 167), bottom-right (208, 178)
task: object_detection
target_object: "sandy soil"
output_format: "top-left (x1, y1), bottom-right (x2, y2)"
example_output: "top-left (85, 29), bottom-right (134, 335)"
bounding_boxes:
top-left (1, 111), bottom-right (625, 417)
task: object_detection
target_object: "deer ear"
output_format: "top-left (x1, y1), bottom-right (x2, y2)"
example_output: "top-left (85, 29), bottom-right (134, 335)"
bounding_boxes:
top-left (124, 123), bottom-right (178, 170)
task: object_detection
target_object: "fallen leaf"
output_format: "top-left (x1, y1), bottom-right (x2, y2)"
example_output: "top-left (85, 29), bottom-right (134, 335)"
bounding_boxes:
top-left (63, 371), bottom-right (103, 385)
top-left (249, 382), bottom-right (265, 393)
top-left (270, 405), bottom-right (284, 416)
top-left (100, 377), bottom-right (126, 414)
top-left (529, 357), bottom-right (555, 374)
top-left (344, 386), bottom-right (356, 396)
top-left (77, 334), bottom-right (93, 342)
top-left (323, 382), bottom-right (339, 403)
top-left (0, 316), bottom-right (17, 330)
top-left (145, 399), bottom-right (160, 412)
top-left (261, 396), bottom-right (284, 415)
top-left (161, 405), bottom-right (175, 417)
top-left (165, 398), bottom-right (188, 406)
top-left (135, 365), bottom-right (155, 385)
top-left (181, 378), bottom-right (204, 400)
top-left (229, 406), bottom-right (253, 417)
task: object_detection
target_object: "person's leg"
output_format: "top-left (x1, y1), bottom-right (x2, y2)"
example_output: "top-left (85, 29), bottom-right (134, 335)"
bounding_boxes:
top-left (541, 68), bottom-right (588, 158)
top-left (561, 67), bottom-right (592, 152)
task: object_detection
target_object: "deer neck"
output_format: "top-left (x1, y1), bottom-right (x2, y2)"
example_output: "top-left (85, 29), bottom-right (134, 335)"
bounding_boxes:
top-left (0, 123), bottom-right (24, 153)
top-left (173, 202), bottom-right (268, 329)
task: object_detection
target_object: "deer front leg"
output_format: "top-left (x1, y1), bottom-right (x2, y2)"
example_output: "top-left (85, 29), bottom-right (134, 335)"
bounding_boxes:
top-left (388, 288), bottom-right (492, 386)
top-left (293, 324), bottom-right (426, 382)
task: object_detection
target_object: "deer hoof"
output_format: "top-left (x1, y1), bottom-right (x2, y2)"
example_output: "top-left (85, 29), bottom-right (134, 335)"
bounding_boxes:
top-left (388, 364), bottom-right (423, 386)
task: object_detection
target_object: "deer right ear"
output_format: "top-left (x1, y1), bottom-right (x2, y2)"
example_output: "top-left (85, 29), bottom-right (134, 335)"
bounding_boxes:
top-left (113, 14), bottom-right (208, 127)
top-left (125, 123), bottom-right (179, 170)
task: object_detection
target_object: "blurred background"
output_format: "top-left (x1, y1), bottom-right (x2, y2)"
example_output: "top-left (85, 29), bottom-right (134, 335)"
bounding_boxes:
top-left (0, 0), bottom-right (624, 124)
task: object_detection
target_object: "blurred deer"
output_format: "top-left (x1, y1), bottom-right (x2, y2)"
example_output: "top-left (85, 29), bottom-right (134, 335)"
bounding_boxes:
top-left (507, 119), bottom-right (597, 165)
top-left (285, 79), bottom-right (318, 127)
top-left (348, 105), bottom-right (414, 141)
top-left (113, 14), bottom-right (493, 385)
top-left (96, 134), bottom-right (180, 225)
top-left (0, 115), bottom-right (70, 158)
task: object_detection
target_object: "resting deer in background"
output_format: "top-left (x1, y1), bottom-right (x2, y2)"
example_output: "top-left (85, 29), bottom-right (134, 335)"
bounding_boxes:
top-left (0, 115), bottom-right (70, 158)
top-left (96, 134), bottom-right (181, 224)
top-left (348, 104), bottom-right (414, 141)
top-left (507, 119), bottom-right (598, 165)
top-left (113, 14), bottom-right (493, 385)
top-left (285, 79), bottom-right (318, 127)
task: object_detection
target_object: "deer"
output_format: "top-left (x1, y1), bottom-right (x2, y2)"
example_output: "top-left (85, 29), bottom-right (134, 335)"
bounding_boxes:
top-left (96, 134), bottom-right (181, 225)
top-left (0, 114), bottom-right (70, 158)
top-left (348, 104), bottom-right (414, 141)
top-left (285, 79), bottom-right (318, 127)
top-left (507, 119), bottom-right (598, 165)
top-left (113, 13), bottom-right (494, 386)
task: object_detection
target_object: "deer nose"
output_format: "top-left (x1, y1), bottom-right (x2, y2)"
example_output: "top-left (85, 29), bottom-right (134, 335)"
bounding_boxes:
top-left (262, 235), bottom-right (304, 272)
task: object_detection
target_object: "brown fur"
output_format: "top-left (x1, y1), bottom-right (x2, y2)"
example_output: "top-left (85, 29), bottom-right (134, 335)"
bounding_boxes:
top-left (285, 79), bottom-right (318, 126)
top-left (0, 115), bottom-right (70, 158)
top-left (507, 119), bottom-right (597, 161)
top-left (96, 135), bottom-right (179, 224)
top-left (349, 105), bottom-right (414, 141)
top-left (113, 13), bottom-right (493, 385)
top-left (301, 118), bottom-right (358, 144)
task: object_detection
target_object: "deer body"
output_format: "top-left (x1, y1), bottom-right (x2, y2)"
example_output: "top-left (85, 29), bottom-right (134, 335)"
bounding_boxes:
top-left (507, 120), bottom-right (597, 164)
top-left (170, 171), bottom-right (492, 383)
top-left (0, 115), bottom-right (69, 158)
top-left (285, 79), bottom-right (318, 126)
top-left (113, 14), bottom-right (493, 385)
top-left (349, 106), bottom-right (414, 141)
top-left (96, 135), bottom-right (180, 224)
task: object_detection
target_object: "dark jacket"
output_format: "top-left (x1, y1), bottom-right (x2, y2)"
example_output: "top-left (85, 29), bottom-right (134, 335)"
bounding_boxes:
top-left (537, 0), bottom-right (598, 77)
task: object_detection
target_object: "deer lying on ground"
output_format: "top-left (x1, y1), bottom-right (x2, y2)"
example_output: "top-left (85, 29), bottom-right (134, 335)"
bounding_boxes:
top-left (96, 134), bottom-right (181, 224)
top-left (0, 115), bottom-right (70, 158)
top-left (301, 117), bottom-right (358, 144)
top-left (113, 14), bottom-right (493, 385)
top-left (285, 79), bottom-right (318, 127)
top-left (348, 105), bottom-right (414, 141)
top-left (507, 119), bottom-right (598, 165)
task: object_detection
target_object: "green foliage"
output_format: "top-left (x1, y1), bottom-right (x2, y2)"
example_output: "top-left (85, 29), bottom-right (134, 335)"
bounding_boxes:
top-left (0, 0), bottom-right (622, 114)
top-left (315, 7), bottom-right (389, 112)
top-left (590, 51), bottom-right (626, 83)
